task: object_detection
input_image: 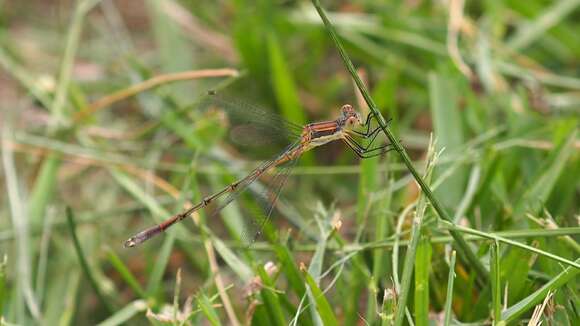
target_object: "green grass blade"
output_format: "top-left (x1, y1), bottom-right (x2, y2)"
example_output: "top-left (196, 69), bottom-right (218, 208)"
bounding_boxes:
top-left (28, 154), bottom-right (60, 229)
top-left (146, 232), bottom-right (176, 297)
top-left (310, 0), bottom-right (489, 285)
top-left (414, 235), bottom-right (431, 326)
top-left (395, 137), bottom-right (436, 326)
top-left (429, 72), bottom-right (466, 207)
top-left (106, 248), bottom-right (147, 299)
top-left (52, 0), bottom-right (100, 125)
top-left (507, 0), bottom-right (580, 51)
top-left (0, 255), bottom-right (6, 315)
top-left (66, 207), bottom-right (115, 314)
top-left (256, 265), bottom-right (286, 326)
top-left (440, 221), bottom-right (580, 269)
top-left (514, 127), bottom-right (578, 219)
top-left (212, 236), bottom-right (252, 283)
top-left (196, 293), bottom-right (222, 326)
top-left (267, 32), bottom-right (307, 126)
top-left (501, 258), bottom-right (580, 323)
top-left (490, 241), bottom-right (502, 324)
top-left (302, 269), bottom-right (338, 326)
top-left (443, 251), bottom-right (457, 326)
top-left (96, 300), bottom-right (148, 326)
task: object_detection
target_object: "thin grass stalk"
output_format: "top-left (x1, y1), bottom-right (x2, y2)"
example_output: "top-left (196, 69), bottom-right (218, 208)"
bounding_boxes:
top-left (490, 241), bottom-right (502, 324)
top-left (394, 137), bottom-right (436, 326)
top-left (65, 207), bottom-right (115, 314)
top-left (441, 221), bottom-right (580, 269)
top-left (311, 0), bottom-right (489, 285)
top-left (443, 251), bottom-right (456, 325)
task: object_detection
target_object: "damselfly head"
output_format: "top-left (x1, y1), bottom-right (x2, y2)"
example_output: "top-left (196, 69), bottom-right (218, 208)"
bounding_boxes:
top-left (340, 104), bottom-right (362, 129)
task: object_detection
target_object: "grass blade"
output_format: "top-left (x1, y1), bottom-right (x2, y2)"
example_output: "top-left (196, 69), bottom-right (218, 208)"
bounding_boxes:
top-left (501, 259), bottom-right (580, 323)
top-left (96, 300), bottom-right (148, 326)
top-left (507, 0), bottom-right (580, 51)
top-left (414, 235), bottom-right (431, 326)
top-left (443, 251), bottom-right (457, 326)
top-left (394, 138), bottom-right (435, 326)
top-left (302, 268), bottom-right (338, 326)
top-left (106, 248), bottom-right (147, 299)
top-left (310, 0), bottom-right (489, 285)
top-left (66, 207), bottom-right (115, 314)
top-left (257, 265), bottom-right (286, 325)
top-left (146, 232), bottom-right (176, 297)
top-left (196, 293), bottom-right (222, 326)
top-left (514, 127), bottom-right (578, 219)
top-left (429, 72), bottom-right (466, 207)
top-left (490, 241), bottom-right (502, 324)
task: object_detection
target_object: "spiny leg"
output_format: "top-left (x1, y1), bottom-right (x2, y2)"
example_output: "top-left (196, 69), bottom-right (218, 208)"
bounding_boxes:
top-left (345, 133), bottom-right (393, 154)
top-left (343, 136), bottom-right (395, 159)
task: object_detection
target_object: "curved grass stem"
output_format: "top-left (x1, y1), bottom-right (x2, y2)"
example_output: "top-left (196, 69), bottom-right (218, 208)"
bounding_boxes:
top-left (311, 0), bottom-right (490, 285)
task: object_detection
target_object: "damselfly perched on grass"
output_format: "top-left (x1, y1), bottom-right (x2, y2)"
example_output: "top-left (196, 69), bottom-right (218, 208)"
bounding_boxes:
top-left (124, 90), bottom-right (393, 248)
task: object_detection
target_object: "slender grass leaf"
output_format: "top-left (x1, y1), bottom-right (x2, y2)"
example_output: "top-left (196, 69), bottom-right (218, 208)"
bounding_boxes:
top-left (414, 235), bottom-right (431, 326)
top-left (514, 127), bottom-right (577, 219)
top-left (501, 259), bottom-right (580, 323)
top-left (66, 207), bottom-right (115, 314)
top-left (257, 265), bottom-right (286, 325)
top-left (443, 251), bottom-right (456, 326)
top-left (106, 248), bottom-right (147, 299)
top-left (97, 300), bottom-right (148, 326)
top-left (429, 72), bottom-right (466, 207)
top-left (146, 232), bottom-right (176, 297)
top-left (212, 236), bottom-right (252, 283)
top-left (302, 270), bottom-right (338, 326)
top-left (490, 241), bottom-right (502, 324)
top-left (196, 293), bottom-right (222, 326)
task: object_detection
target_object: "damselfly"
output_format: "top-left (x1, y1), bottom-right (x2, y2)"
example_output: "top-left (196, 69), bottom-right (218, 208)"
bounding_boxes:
top-left (124, 90), bottom-right (393, 248)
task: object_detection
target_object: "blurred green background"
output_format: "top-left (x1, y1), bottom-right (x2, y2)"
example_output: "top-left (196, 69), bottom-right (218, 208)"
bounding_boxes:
top-left (0, 0), bottom-right (578, 325)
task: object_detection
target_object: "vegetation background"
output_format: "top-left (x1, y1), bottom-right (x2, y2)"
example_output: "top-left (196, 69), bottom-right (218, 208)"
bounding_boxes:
top-left (0, 0), bottom-right (578, 325)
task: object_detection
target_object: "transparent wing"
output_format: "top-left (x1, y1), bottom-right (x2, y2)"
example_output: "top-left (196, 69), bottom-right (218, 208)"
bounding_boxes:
top-left (192, 91), bottom-right (303, 156)
top-left (199, 142), bottom-right (300, 247)
top-left (238, 155), bottom-right (300, 247)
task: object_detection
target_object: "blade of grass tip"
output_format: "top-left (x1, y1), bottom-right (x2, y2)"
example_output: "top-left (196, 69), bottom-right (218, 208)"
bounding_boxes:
top-left (440, 221), bottom-right (580, 269)
top-left (196, 293), bottom-right (222, 326)
top-left (58, 270), bottom-right (81, 326)
top-left (310, 0), bottom-right (489, 285)
top-left (394, 136), bottom-right (436, 326)
top-left (304, 205), bottom-right (331, 324)
top-left (429, 72), bottom-right (467, 207)
top-left (211, 236), bottom-right (253, 283)
top-left (507, 0), bottom-right (580, 51)
top-left (414, 235), bottom-right (432, 326)
top-left (257, 265), bottom-right (286, 325)
top-left (301, 266), bottom-right (339, 326)
top-left (501, 258), bottom-right (580, 323)
top-left (145, 0), bottom-right (193, 103)
top-left (0, 255), bottom-right (7, 315)
top-left (65, 207), bottom-right (115, 314)
top-left (96, 300), bottom-right (148, 326)
top-left (273, 245), bottom-right (307, 300)
top-left (0, 47), bottom-right (53, 109)
top-left (28, 154), bottom-right (60, 230)
top-left (2, 121), bottom-right (41, 322)
top-left (51, 0), bottom-right (101, 126)
top-left (267, 31), bottom-right (313, 165)
top-left (443, 251), bottom-right (457, 326)
top-left (146, 231), bottom-right (176, 297)
top-left (513, 127), bottom-right (577, 222)
top-left (490, 241), bottom-right (502, 324)
top-left (173, 269), bottom-right (181, 322)
top-left (105, 248), bottom-right (147, 299)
